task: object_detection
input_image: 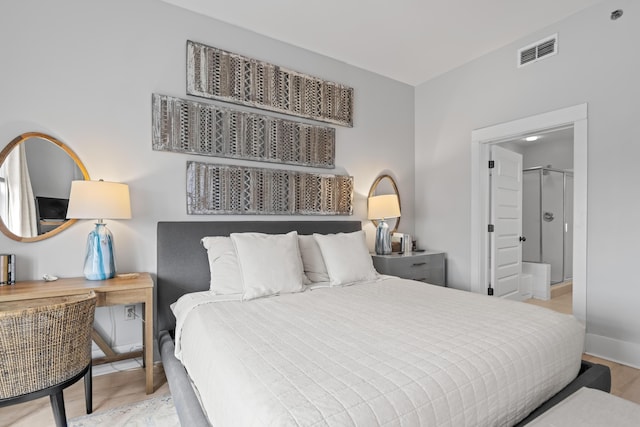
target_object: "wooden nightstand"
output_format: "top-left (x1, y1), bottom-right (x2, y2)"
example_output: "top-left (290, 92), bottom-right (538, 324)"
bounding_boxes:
top-left (0, 273), bottom-right (155, 394)
top-left (372, 251), bottom-right (446, 286)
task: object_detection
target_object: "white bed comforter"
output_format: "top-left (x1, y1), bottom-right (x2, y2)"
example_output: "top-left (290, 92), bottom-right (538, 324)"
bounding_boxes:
top-left (172, 278), bottom-right (584, 427)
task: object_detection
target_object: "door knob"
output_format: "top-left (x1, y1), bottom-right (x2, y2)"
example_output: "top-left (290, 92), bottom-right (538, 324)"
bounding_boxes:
top-left (519, 236), bottom-right (527, 242)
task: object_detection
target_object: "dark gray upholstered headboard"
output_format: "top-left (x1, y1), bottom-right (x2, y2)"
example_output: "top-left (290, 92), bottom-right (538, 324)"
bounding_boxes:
top-left (157, 221), bottom-right (362, 332)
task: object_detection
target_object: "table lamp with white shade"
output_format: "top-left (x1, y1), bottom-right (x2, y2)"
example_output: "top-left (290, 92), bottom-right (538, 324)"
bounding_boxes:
top-left (66, 180), bottom-right (131, 280)
top-left (368, 194), bottom-right (401, 255)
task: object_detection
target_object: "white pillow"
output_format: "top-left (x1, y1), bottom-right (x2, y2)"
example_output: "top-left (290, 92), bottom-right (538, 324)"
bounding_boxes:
top-left (313, 231), bottom-right (379, 286)
top-left (298, 234), bottom-right (329, 283)
top-left (231, 231), bottom-right (305, 300)
top-left (201, 236), bottom-right (243, 294)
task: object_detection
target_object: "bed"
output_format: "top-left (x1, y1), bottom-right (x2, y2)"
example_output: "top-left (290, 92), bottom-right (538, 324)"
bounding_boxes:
top-left (157, 220), bottom-right (610, 426)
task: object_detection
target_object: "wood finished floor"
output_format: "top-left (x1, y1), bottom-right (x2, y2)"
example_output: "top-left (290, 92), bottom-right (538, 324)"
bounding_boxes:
top-left (525, 292), bottom-right (640, 405)
top-left (3, 293), bottom-right (640, 426)
top-left (0, 364), bottom-right (169, 427)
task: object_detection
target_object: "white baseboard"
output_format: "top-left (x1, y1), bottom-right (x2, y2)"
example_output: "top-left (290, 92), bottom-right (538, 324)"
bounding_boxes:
top-left (585, 333), bottom-right (640, 369)
top-left (92, 358), bottom-right (144, 376)
top-left (92, 342), bottom-right (142, 359)
top-left (91, 343), bottom-right (144, 376)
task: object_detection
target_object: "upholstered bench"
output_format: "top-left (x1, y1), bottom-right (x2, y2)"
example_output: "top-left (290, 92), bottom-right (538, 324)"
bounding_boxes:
top-left (527, 387), bottom-right (640, 426)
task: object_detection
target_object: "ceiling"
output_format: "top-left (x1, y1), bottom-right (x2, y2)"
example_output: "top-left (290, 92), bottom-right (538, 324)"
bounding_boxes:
top-left (162, 0), bottom-right (605, 86)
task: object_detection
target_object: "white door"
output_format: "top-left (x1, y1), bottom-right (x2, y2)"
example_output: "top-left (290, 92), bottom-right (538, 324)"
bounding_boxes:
top-left (490, 145), bottom-right (523, 299)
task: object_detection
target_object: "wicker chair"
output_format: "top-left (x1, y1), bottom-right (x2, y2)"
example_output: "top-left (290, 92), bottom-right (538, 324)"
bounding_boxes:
top-left (0, 291), bottom-right (97, 427)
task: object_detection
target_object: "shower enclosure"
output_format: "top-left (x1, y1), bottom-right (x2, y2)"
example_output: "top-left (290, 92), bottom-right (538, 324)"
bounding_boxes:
top-left (522, 166), bottom-right (573, 284)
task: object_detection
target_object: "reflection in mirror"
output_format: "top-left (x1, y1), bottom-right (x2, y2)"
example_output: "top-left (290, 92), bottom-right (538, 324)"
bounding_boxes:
top-left (368, 174), bottom-right (401, 233)
top-left (0, 132), bottom-right (89, 242)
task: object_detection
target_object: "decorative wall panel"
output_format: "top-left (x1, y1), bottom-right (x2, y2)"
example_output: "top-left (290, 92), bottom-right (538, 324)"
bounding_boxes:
top-left (187, 161), bottom-right (353, 215)
top-left (152, 94), bottom-right (335, 168)
top-left (187, 41), bottom-right (354, 127)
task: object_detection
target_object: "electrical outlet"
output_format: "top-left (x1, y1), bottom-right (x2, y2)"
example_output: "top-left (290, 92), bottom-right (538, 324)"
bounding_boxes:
top-left (125, 305), bottom-right (136, 321)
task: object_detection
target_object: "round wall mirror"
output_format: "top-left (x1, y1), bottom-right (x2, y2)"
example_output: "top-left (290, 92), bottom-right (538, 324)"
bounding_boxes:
top-left (0, 132), bottom-right (89, 242)
top-left (368, 174), bottom-right (401, 233)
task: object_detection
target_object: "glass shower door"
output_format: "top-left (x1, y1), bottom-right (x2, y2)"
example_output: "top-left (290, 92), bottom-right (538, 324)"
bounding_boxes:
top-left (564, 174), bottom-right (574, 281)
top-left (522, 170), bottom-right (541, 263)
top-left (541, 170), bottom-right (565, 284)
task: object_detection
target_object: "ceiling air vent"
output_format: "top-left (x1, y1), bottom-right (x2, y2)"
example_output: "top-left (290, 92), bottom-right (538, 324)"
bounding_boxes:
top-left (518, 34), bottom-right (558, 68)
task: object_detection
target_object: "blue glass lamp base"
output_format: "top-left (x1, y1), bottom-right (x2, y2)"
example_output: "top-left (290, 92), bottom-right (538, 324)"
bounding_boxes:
top-left (374, 219), bottom-right (392, 255)
top-left (84, 223), bottom-right (116, 280)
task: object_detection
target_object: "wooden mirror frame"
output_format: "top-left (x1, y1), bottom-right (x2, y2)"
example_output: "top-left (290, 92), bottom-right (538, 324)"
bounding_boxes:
top-left (0, 132), bottom-right (90, 242)
top-left (368, 174), bottom-right (401, 233)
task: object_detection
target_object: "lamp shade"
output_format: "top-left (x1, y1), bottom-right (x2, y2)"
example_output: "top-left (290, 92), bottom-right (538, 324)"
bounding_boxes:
top-left (368, 194), bottom-right (401, 220)
top-left (66, 180), bottom-right (131, 220)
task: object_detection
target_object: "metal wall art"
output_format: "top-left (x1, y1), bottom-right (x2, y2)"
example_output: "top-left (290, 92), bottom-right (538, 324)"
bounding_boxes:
top-left (187, 41), bottom-right (354, 127)
top-left (152, 94), bottom-right (335, 168)
top-left (187, 161), bottom-right (353, 215)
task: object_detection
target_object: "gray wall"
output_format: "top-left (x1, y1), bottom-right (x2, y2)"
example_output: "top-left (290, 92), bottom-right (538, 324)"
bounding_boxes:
top-left (415, 0), bottom-right (640, 366)
top-left (499, 140), bottom-right (574, 171)
top-left (522, 138), bottom-right (574, 170)
top-left (0, 0), bottom-right (414, 350)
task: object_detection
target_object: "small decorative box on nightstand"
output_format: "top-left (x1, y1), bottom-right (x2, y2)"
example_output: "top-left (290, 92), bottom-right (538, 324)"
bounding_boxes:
top-left (372, 251), bottom-right (446, 286)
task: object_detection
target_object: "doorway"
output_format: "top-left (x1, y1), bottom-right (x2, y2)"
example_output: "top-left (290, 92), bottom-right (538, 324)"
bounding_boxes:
top-left (499, 126), bottom-right (574, 289)
top-left (470, 104), bottom-right (587, 322)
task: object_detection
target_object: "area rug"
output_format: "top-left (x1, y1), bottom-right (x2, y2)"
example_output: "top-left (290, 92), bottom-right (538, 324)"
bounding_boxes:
top-left (69, 393), bottom-right (179, 427)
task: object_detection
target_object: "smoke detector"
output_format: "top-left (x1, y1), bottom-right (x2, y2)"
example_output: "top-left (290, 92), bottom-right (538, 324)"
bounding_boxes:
top-left (518, 34), bottom-right (558, 68)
